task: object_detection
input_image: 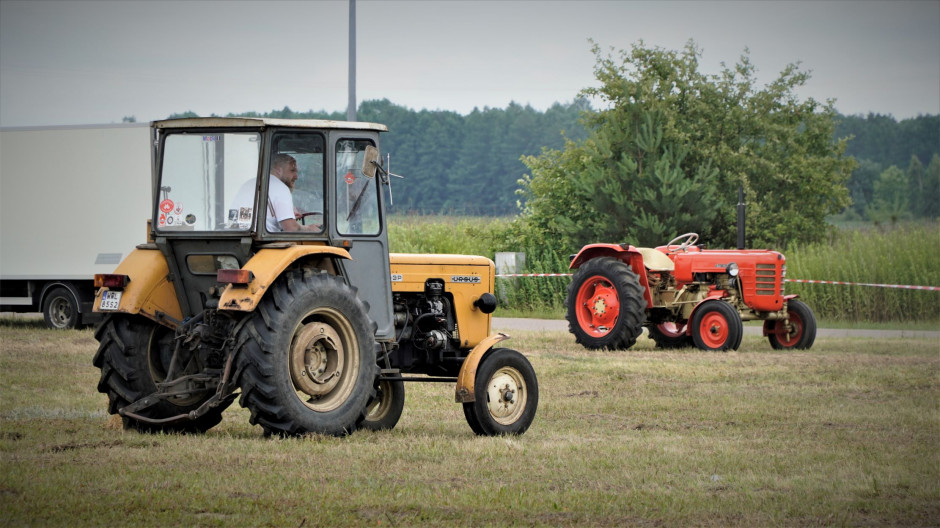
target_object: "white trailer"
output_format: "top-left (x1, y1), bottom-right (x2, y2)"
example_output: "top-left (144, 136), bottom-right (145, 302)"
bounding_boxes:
top-left (0, 123), bottom-right (153, 328)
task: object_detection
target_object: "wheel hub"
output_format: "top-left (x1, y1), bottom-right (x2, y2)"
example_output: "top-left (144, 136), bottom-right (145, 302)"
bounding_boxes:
top-left (290, 322), bottom-right (344, 398)
top-left (486, 367), bottom-right (526, 425)
top-left (577, 277), bottom-right (620, 335)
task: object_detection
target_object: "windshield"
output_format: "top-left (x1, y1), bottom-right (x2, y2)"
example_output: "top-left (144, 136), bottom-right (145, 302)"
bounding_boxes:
top-left (156, 132), bottom-right (260, 232)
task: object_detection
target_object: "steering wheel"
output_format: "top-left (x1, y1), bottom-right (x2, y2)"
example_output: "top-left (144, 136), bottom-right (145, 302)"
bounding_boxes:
top-left (296, 211), bottom-right (323, 226)
top-left (666, 232), bottom-right (699, 253)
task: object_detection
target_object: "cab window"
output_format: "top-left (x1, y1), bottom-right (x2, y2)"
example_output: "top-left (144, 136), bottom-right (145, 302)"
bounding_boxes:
top-left (335, 139), bottom-right (379, 235)
top-left (158, 132), bottom-right (260, 231)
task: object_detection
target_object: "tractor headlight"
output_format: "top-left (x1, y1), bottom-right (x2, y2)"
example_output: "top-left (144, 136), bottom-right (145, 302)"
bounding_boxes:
top-left (726, 263), bottom-right (740, 277)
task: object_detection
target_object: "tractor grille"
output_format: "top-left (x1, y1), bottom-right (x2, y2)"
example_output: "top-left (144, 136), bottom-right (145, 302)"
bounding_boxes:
top-left (754, 263), bottom-right (783, 296)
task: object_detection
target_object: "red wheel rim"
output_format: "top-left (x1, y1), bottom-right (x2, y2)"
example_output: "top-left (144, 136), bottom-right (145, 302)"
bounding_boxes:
top-left (698, 311), bottom-right (730, 349)
top-left (658, 321), bottom-right (686, 337)
top-left (773, 311), bottom-right (804, 347)
top-left (575, 275), bottom-right (620, 337)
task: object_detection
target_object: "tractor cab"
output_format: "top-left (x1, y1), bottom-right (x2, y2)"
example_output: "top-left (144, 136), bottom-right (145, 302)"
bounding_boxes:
top-left (122, 118), bottom-right (395, 338)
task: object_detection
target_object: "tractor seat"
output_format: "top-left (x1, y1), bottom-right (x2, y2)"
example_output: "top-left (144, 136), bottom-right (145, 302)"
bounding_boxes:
top-left (636, 247), bottom-right (675, 272)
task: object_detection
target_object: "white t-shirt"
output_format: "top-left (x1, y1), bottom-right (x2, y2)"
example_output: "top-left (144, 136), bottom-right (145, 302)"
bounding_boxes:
top-left (231, 175), bottom-right (294, 232)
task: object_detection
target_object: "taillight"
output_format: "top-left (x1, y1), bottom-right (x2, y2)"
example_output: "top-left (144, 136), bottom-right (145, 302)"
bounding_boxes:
top-left (217, 269), bottom-right (253, 285)
top-left (94, 274), bottom-right (130, 289)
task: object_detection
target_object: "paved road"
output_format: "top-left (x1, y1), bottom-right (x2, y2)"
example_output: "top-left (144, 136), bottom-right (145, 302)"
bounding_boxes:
top-left (492, 317), bottom-right (940, 340)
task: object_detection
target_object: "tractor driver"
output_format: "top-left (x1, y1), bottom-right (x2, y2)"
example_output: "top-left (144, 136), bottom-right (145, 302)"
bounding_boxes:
top-left (231, 153), bottom-right (320, 232)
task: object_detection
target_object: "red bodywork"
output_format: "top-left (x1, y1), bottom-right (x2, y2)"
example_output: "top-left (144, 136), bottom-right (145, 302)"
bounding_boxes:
top-left (569, 243), bottom-right (787, 313)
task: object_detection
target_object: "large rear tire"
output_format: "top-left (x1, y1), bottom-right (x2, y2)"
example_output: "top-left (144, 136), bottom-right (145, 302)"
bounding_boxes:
top-left (766, 299), bottom-right (817, 350)
top-left (234, 269), bottom-right (379, 437)
top-left (566, 257), bottom-right (646, 350)
top-left (690, 300), bottom-right (743, 351)
top-left (92, 315), bottom-right (229, 433)
top-left (462, 348), bottom-right (538, 436)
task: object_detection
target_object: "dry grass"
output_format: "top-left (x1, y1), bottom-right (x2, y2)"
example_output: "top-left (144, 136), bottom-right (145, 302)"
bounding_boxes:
top-left (1, 318), bottom-right (938, 526)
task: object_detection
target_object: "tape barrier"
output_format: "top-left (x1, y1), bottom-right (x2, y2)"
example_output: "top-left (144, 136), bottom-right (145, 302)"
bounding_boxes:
top-left (495, 274), bottom-right (940, 291)
top-left (784, 279), bottom-right (940, 291)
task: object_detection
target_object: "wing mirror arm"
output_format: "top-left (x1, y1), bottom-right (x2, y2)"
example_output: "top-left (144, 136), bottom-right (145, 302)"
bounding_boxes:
top-left (370, 154), bottom-right (404, 206)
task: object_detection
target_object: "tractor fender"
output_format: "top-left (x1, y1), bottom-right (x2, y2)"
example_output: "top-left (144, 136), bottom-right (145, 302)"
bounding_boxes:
top-left (218, 245), bottom-right (352, 312)
top-left (569, 243), bottom-right (653, 308)
top-left (569, 243), bottom-right (643, 270)
top-left (455, 332), bottom-right (511, 403)
top-left (93, 246), bottom-right (184, 327)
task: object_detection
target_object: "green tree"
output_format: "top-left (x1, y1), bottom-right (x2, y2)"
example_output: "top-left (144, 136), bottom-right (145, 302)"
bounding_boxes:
top-left (846, 159), bottom-right (883, 218)
top-left (907, 155), bottom-right (926, 217)
top-left (519, 41), bottom-right (854, 251)
top-left (866, 166), bottom-right (911, 224)
top-left (921, 154), bottom-right (940, 219)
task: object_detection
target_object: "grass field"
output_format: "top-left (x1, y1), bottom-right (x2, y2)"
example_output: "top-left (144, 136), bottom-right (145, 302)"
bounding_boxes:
top-left (1, 318), bottom-right (938, 527)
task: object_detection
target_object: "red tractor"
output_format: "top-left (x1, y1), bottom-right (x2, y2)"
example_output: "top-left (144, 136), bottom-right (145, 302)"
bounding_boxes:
top-left (565, 233), bottom-right (816, 351)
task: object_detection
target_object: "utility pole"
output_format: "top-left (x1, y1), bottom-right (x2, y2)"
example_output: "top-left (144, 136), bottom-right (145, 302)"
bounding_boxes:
top-left (347, 0), bottom-right (357, 122)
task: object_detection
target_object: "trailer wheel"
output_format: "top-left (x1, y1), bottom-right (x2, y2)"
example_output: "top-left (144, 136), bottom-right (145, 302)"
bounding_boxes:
top-left (462, 348), bottom-right (538, 436)
top-left (690, 301), bottom-right (743, 351)
top-left (566, 257), bottom-right (646, 350)
top-left (43, 286), bottom-right (80, 330)
top-left (648, 321), bottom-right (693, 349)
top-left (92, 315), bottom-right (230, 433)
top-left (234, 269), bottom-right (378, 437)
top-left (361, 379), bottom-right (405, 431)
top-left (766, 299), bottom-right (817, 350)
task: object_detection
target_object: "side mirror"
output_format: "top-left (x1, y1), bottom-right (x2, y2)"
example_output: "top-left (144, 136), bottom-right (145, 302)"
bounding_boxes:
top-left (361, 145), bottom-right (379, 179)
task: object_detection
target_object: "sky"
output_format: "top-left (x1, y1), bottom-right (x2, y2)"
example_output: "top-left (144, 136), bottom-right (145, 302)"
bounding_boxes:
top-left (1, 0), bottom-right (938, 127)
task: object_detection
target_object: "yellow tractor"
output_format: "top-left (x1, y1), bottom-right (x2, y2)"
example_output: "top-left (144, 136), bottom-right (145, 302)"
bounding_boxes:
top-left (92, 118), bottom-right (537, 436)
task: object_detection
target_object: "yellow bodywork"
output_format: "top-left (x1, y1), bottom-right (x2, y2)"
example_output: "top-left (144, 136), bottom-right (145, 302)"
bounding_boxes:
top-left (389, 253), bottom-right (494, 348)
top-left (388, 253), bottom-right (504, 403)
top-left (218, 245), bottom-right (351, 311)
top-left (93, 247), bottom-right (183, 327)
top-left (94, 244), bottom-right (351, 326)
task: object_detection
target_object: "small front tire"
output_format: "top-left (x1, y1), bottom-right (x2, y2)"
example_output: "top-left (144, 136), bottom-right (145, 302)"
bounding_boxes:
top-left (462, 348), bottom-right (538, 436)
top-left (766, 299), bottom-right (817, 350)
top-left (690, 301), bottom-right (743, 351)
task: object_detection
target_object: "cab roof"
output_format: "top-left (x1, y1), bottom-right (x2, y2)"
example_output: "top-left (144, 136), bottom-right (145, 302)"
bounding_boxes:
top-left (152, 117), bottom-right (388, 132)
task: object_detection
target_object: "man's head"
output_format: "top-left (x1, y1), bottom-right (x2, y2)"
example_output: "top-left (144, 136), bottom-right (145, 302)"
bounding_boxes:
top-left (271, 154), bottom-right (299, 190)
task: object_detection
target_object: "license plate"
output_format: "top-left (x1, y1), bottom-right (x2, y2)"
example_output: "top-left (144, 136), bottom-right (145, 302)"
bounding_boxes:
top-left (100, 290), bottom-right (122, 311)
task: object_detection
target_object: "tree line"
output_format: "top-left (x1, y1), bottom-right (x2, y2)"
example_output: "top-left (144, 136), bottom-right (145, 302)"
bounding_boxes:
top-left (168, 83), bottom-right (938, 229)
top-left (173, 99), bottom-right (589, 216)
top-left (834, 114), bottom-right (939, 223)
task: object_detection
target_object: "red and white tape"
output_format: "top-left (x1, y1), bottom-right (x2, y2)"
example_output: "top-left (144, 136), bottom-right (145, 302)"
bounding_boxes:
top-left (785, 279), bottom-right (940, 291)
top-left (496, 273), bottom-right (573, 278)
top-left (495, 274), bottom-right (940, 291)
